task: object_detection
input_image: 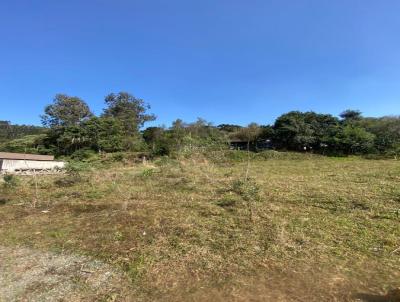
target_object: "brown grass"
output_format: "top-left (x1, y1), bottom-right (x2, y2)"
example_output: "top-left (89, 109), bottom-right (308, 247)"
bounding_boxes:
top-left (0, 153), bottom-right (399, 301)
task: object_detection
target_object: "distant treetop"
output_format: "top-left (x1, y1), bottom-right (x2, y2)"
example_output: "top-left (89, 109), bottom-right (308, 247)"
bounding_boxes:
top-left (339, 109), bottom-right (362, 121)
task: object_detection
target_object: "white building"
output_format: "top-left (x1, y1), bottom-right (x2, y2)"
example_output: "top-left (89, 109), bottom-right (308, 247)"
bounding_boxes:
top-left (0, 152), bottom-right (65, 173)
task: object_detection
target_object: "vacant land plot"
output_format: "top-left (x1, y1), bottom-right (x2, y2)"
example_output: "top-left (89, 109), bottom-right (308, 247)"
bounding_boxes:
top-left (0, 154), bottom-right (399, 301)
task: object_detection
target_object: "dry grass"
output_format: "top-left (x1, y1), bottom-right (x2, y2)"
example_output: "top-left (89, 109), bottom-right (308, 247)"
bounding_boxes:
top-left (0, 153), bottom-right (399, 301)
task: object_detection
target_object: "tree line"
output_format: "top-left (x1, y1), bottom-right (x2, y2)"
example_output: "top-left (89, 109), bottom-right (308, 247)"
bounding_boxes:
top-left (1, 92), bottom-right (399, 158)
top-left (0, 121), bottom-right (45, 144)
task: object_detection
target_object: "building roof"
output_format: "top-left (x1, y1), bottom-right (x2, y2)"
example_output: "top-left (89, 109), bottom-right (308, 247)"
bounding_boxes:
top-left (0, 152), bottom-right (54, 161)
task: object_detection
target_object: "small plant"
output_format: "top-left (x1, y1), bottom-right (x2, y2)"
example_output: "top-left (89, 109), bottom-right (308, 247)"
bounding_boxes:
top-left (2, 174), bottom-right (18, 189)
top-left (217, 177), bottom-right (262, 220)
top-left (114, 231), bottom-right (124, 241)
top-left (230, 178), bottom-right (261, 202)
top-left (216, 196), bottom-right (238, 208)
top-left (140, 168), bottom-right (155, 178)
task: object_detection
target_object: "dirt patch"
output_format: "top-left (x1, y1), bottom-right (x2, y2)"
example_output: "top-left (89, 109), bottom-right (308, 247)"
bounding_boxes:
top-left (0, 245), bottom-right (130, 302)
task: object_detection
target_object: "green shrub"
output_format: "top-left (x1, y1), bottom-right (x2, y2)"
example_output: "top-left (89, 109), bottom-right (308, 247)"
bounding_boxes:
top-left (65, 161), bottom-right (90, 173)
top-left (216, 196), bottom-right (238, 208)
top-left (383, 145), bottom-right (400, 159)
top-left (71, 149), bottom-right (97, 161)
top-left (2, 174), bottom-right (18, 189)
top-left (217, 177), bottom-right (262, 204)
top-left (110, 152), bottom-right (124, 162)
top-left (140, 168), bottom-right (155, 178)
top-left (230, 178), bottom-right (261, 202)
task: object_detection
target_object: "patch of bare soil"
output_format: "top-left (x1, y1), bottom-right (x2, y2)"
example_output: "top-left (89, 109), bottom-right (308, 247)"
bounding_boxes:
top-left (0, 245), bottom-right (130, 302)
top-left (0, 244), bottom-right (398, 302)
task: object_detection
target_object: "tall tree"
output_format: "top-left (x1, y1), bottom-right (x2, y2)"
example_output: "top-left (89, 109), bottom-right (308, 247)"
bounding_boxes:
top-left (143, 126), bottom-right (166, 153)
top-left (102, 92), bottom-right (156, 136)
top-left (237, 123), bottom-right (261, 146)
top-left (273, 111), bottom-right (316, 150)
top-left (41, 94), bottom-right (93, 127)
top-left (339, 125), bottom-right (376, 154)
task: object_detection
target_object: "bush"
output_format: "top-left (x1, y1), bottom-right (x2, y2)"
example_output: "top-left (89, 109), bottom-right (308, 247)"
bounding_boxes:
top-left (2, 174), bottom-right (18, 189)
top-left (54, 174), bottom-right (82, 187)
top-left (384, 145), bottom-right (400, 159)
top-left (71, 149), bottom-right (97, 161)
top-left (140, 168), bottom-right (155, 178)
top-left (110, 152), bottom-right (124, 162)
top-left (230, 178), bottom-right (261, 202)
top-left (216, 196), bottom-right (238, 208)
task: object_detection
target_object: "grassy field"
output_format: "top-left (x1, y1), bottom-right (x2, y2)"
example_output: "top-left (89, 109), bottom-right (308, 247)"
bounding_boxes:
top-left (1, 152), bottom-right (399, 301)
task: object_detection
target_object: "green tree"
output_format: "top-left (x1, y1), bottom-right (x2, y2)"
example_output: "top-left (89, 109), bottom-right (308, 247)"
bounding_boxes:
top-left (217, 124), bottom-right (242, 133)
top-left (273, 111), bottom-right (316, 150)
top-left (84, 117), bottom-right (125, 152)
top-left (273, 111), bottom-right (340, 151)
top-left (143, 126), bottom-right (168, 155)
top-left (41, 94), bottom-right (93, 127)
top-left (102, 92), bottom-right (156, 136)
top-left (258, 125), bottom-right (275, 141)
top-left (339, 125), bottom-right (376, 154)
top-left (339, 109), bottom-right (362, 122)
top-left (236, 123), bottom-right (262, 151)
top-left (359, 116), bottom-right (400, 153)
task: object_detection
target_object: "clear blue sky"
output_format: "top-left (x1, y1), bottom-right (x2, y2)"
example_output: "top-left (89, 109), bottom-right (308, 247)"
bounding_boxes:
top-left (1, 0), bottom-right (400, 127)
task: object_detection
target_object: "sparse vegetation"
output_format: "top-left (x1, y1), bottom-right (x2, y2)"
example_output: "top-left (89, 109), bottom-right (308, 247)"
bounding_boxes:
top-left (1, 153), bottom-right (399, 301)
top-left (2, 174), bottom-right (18, 189)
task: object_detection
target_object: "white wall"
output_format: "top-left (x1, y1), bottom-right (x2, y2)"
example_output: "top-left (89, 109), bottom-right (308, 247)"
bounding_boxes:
top-left (0, 159), bottom-right (65, 172)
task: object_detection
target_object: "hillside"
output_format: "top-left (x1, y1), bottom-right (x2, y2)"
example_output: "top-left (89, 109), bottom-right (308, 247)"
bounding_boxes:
top-left (0, 121), bottom-right (45, 144)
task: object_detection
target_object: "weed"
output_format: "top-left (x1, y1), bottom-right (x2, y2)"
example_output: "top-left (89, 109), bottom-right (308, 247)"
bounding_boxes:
top-left (54, 161), bottom-right (88, 187)
top-left (122, 254), bottom-right (149, 284)
top-left (54, 174), bottom-right (82, 187)
top-left (140, 168), bottom-right (155, 178)
top-left (216, 196), bottom-right (238, 208)
top-left (230, 178), bottom-right (262, 202)
top-left (2, 174), bottom-right (18, 189)
top-left (114, 231), bottom-right (124, 241)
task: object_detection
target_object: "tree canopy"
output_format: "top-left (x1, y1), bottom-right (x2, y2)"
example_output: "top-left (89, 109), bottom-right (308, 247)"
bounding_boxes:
top-left (102, 92), bottom-right (156, 136)
top-left (41, 94), bottom-right (93, 127)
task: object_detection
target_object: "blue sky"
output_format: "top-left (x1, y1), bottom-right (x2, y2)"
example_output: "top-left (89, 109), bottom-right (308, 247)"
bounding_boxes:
top-left (1, 0), bottom-right (400, 127)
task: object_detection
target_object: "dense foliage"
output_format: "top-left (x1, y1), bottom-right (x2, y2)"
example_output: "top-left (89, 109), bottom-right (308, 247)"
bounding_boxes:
top-left (41, 94), bottom-right (93, 127)
top-left (1, 93), bottom-right (400, 158)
